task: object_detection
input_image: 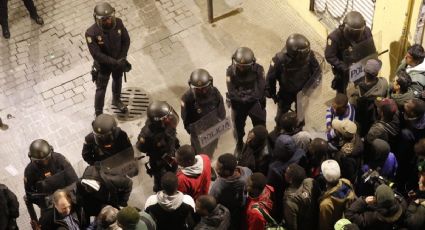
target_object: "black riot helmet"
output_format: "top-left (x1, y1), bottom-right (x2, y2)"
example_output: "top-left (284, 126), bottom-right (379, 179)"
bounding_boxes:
top-left (189, 69), bottom-right (213, 96)
top-left (92, 114), bottom-right (118, 146)
top-left (232, 47), bottom-right (256, 74)
top-left (342, 11), bottom-right (366, 42)
top-left (28, 139), bottom-right (53, 162)
top-left (285, 33), bottom-right (311, 63)
top-left (93, 2), bottom-right (116, 31)
top-left (147, 101), bottom-right (180, 129)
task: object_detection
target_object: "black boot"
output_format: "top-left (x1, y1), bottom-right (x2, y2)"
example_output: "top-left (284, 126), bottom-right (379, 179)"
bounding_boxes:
top-left (112, 96), bottom-right (128, 113)
top-left (31, 15), bottom-right (44, 25)
top-left (95, 110), bottom-right (103, 117)
top-left (1, 25), bottom-right (10, 39)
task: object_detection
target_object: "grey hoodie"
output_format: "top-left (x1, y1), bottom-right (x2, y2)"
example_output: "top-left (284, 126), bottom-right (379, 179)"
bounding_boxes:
top-left (194, 204), bottom-right (231, 230)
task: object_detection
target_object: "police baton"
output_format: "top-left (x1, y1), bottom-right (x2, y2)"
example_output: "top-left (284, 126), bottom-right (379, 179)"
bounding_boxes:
top-left (124, 72), bottom-right (127, 83)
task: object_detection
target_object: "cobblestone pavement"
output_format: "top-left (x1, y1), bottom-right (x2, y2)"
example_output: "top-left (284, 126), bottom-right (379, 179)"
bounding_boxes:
top-left (0, 0), bottom-right (334, 228)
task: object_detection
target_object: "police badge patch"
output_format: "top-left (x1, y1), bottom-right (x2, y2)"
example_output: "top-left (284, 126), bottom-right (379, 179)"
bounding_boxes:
top-left (327, 38), bottom-right (332, 46)
top-left (118, 29), bottom-right (122, 35)
top-left (86, 36), bottom-right (92, 44)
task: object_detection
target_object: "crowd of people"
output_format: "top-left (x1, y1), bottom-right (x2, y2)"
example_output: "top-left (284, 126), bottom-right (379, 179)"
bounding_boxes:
top-left (3, 3), bottom-right (425, 230)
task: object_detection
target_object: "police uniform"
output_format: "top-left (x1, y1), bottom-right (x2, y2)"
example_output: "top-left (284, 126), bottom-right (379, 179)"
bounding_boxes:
top-left (85, 18), bottom-right (130, 114)
top-left (24, 152), bottom-right (78, 209)
top-left (181, 86), bottom-right (226, 155)
top-left (266, 51), bottom-right (321, 122)
top-left (136, 121), bottom-right (180, 192)
top-left (325, 26), bottom-right (373, 93)
top-left (226, 63), bottom-right (266, 144)
top-left (82, 127), bottom-right (132, 165)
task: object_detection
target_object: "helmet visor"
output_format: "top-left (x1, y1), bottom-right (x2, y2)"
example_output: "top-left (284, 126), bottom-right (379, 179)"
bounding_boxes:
top-left (94, 131), bottom-right (114, 146)
top-left (95, 14), bottom-right (116, 31)
top-left (190, 83), bottom-right (211, 95)
top-left (161, 107), bottom-right (180, 129)
top-left (343, 25), bottom-right (365, 42)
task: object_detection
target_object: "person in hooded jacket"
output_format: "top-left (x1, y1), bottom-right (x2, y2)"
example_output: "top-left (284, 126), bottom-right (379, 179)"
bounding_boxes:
top-left (267, 134), bottom-right (306, 222)
top-left (366, 98), bottom-right (400, 149)
top-left (345, 184), bottom-right (406, 230)
top-left (397, 44), bottom-right (425, 97)
top-left (328, 119), bottom-right (362, 184)
top-left (209, 153), bottom-right (252, 230)
top-left (175, 145), bottom-right (211, 200)
top-left (397, 98), bottom-right (425, 194)
top-left (237, 125), bottom-right (270, 174)
top-left (144, 172), bottom-right (195, 230)
top-left (404, 164), bottom-right (425, 230)
top-left (245, 172), bottom-right (275, 230)
top-left (194, 195), bottom-right (230, 230)
top-left (319, 160), bottom-right (356, 230)
top-left (360, 139), bottom-right (398, 195)
top-left (283, 163), bottom-right (320, 230)
top-left (390, 70), bottom-right (415, 110)
top-left (268, 112), bottom-right (312, 153)
top-left (117, 207), bottom-right (157, 230)
top-left (350, 59), bottom-right (388, 136)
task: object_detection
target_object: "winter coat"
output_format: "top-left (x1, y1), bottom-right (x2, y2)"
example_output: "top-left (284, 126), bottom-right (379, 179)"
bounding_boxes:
top-left (352, 77), bottom-right (389, 136)
top-left (145, 191), bottom-right (195, 230)
top-left (194, 204), bottom-right (231, 230)
top-left (267, 135), bottom-right (306, 222)
top-left (391, 90), bottom-right (415, 110)
top-left (404, 200), bottom-right (425, 230)
top-left (345, 196), bottom-right (404, 230)
top-left (39, 203), bottom-right (87, 230)
top-left (237, 142), bottom-right (270, 175)
top-left (319, 178), bottom-right (356, 230)
top-left (398, 59), bottom-right (425, 93)
top-left (283, 178), bottom-right (320, 230)
top-left (366, 113), bottom-right (400, 145)
top-left (245, 185), bottom-right (275, 230)
top-left (209, 166), bottom-right (252, 230)
top-left (177, 154), bottom-right (211, 200)
top-left (0, 184), bottom-right (19, 230)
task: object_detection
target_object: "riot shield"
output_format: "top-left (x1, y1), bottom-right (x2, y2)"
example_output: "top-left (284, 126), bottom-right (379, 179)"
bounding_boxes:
top-left (189, 109), bottom-right (231, 150)
top-left (99, 147), bottom-right (140, 177)
top-left (343, 38), bottom-right (377, 64)
top-left (297, 51), bottom-right (325, 124)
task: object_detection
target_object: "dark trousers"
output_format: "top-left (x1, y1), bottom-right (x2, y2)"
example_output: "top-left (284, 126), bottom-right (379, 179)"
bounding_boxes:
top-left (231, 101), bottom-right (266, 142)
top-left (275, 92), bottom-right (297, 123)
top-left (0, 0), bottom-right (39, 27)
top-left (331, 72), bottom-right (349, 94)
top-left (95, 69), bottom-right (123, 112)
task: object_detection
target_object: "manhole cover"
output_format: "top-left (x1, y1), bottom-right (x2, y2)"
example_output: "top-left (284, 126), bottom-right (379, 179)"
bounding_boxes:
top-left (107, 87), bottom-right (151, 121)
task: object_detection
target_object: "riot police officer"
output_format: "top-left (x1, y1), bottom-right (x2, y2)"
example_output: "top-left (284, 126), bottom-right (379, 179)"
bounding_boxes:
top-left (24, 139), bottom-right (78, 217)
top-left (82, 114), bottom-right (133, 165)
top-left (325, 11), bottom-right (374, 94)
top-left (181, 69), bottom-right (226, 156)
top-left (136, 101), bottom-right (180, 192)
top-left (86, 2), bottom-right (131, 116)
top-left (226, 47), bottom-right (266, 154)
top-left (0, 0), bottom-right (44, 39)
top-left (266, 33), bottom-right (321, 123)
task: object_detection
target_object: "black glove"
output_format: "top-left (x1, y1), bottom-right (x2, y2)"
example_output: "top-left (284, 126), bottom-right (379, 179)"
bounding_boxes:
top-left (117, 58), bottom-right (127, 70)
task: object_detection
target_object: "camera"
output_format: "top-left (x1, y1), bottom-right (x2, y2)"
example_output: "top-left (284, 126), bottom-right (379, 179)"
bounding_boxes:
top-left (361, 169), bottom-right (393, 189)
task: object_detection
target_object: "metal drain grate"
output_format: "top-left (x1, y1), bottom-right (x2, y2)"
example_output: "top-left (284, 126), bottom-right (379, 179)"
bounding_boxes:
top-left (108, 87), bottom-right (150, 121)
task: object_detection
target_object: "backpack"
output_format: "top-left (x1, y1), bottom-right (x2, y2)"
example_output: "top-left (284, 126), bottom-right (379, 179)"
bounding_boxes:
top-left (253, 204), bottom-right (286, 230)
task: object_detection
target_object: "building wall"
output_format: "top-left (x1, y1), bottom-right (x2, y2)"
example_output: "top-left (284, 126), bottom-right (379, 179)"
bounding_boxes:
top-left (286, 0), bottom-right (423, 79)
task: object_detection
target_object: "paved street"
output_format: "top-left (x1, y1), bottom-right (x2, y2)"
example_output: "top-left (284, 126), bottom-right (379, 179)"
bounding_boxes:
top-left (0, 0), bottom-right (334, 228)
